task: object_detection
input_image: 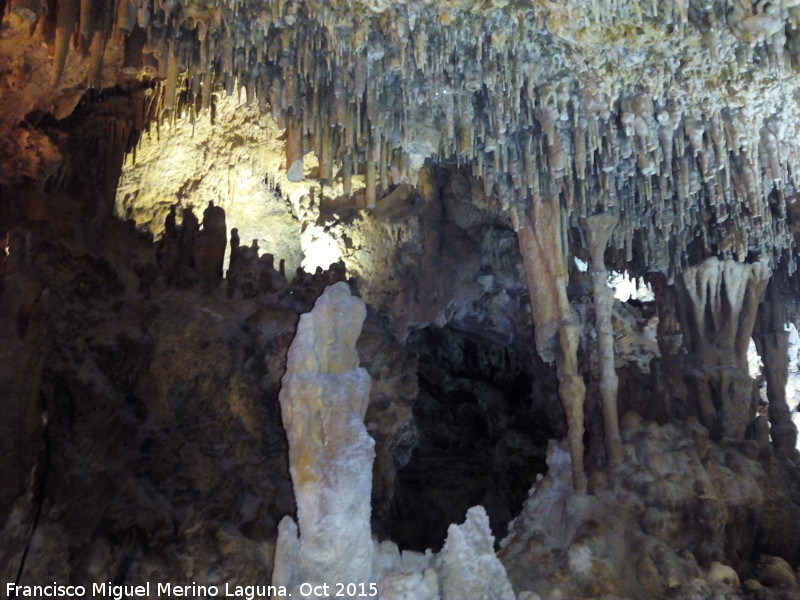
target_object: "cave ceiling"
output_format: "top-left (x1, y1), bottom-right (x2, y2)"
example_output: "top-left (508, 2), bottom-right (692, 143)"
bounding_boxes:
top-left (3, 1), bottom-right (800, 278)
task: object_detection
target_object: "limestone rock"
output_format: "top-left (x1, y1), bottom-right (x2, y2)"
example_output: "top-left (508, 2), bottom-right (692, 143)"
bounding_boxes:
top-left (707, 562), bottom-right (740, 593)
top-left (757, 555), bottom-right (799, 589)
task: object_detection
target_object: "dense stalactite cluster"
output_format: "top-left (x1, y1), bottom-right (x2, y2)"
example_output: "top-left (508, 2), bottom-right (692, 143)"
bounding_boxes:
top-left (6, 0), bottom-right (800, 279)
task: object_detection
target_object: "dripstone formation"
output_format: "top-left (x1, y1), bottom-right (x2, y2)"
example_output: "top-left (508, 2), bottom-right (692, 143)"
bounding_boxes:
top-left (3, 0), bottom-right (800, 599)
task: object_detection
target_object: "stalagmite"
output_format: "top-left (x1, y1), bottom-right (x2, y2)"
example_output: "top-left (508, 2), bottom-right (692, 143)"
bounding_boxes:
top-left (511, 193), bottom-right (587, 494)
top-left (437, 506), bottom-right (516, 600)
top-left (581, 213), bottom-right (622, 471)
top-left (274, 282), bottom-right (374, 594)
top-left (676, 257), bottom-right (771, 441)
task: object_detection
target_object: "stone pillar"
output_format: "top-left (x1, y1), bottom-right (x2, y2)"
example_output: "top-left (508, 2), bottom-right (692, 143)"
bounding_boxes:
top-left (512, 196), bottom-right (587, 494)
top-left (753, 277), bottom-right (798, 455)
top-left (675, 258), bottom-right (770, 441)
top-left (581, 213), bottom-right (622, 471)
top-left (649, 275), bottom-right (688, 422)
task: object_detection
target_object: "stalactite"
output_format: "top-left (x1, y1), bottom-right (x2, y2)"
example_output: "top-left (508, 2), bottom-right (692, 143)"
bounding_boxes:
top-left (136, 0), bottom-right (149, 28)
top-left (342, 151), bottom-right (352, 197)
top-left (86, 0), bottom-right (113, 87)
top-left (9, 0), bottom-right (46, 21)
top-left (318, 122), bottom-right (333, 183)
top-left (286, 116), bottom-right (303, 182)
top-left (379, 135), bottom-right (389, 191)
top-left (163, 41), bottom-right (180, 111)
top-left (28, 0), bottom-right (797, 344)
top-left (77, 0), bottom-right (93, 54)
top-left (364, 159), bottom-right (376, 209)
top-left (52, 0), bottom-right (79, 85)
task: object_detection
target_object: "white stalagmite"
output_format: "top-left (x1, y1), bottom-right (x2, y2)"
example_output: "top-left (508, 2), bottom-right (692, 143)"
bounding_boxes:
top-left (274, 281), bottom-right (375, 596)
top-left (437, 506), bottom-right (516, 600)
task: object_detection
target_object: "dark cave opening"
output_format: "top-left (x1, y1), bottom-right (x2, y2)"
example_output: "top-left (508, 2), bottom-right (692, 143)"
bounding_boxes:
top-left (385, 324), bottom-right (560, 552)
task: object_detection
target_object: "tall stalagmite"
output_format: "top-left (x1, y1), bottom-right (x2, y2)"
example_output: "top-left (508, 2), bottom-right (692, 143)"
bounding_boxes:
top-left (274, 281), bottom-right (374, 594)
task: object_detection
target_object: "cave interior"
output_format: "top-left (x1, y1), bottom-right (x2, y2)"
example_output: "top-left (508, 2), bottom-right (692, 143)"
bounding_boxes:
top-left (3, 0), bottom-right (800, 598)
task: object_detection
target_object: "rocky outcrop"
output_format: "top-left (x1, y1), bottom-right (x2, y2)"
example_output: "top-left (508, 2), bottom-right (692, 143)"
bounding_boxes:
top-left (500, 418), bottom-right (800, 600)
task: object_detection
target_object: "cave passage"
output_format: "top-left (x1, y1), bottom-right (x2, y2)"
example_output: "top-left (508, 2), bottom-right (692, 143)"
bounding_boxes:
top-left (386, 325), bottom-right (559, 551)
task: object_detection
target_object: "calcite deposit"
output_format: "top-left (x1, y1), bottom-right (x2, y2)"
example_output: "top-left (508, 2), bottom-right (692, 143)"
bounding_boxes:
top-left (275, 282), bottom-right (375, 594)
top-left (3, 0), bottom-right (800, 598)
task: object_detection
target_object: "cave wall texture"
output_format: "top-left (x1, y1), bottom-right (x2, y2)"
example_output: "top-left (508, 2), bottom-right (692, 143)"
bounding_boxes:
top-left (4, 0), bottom-right (800, 599)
